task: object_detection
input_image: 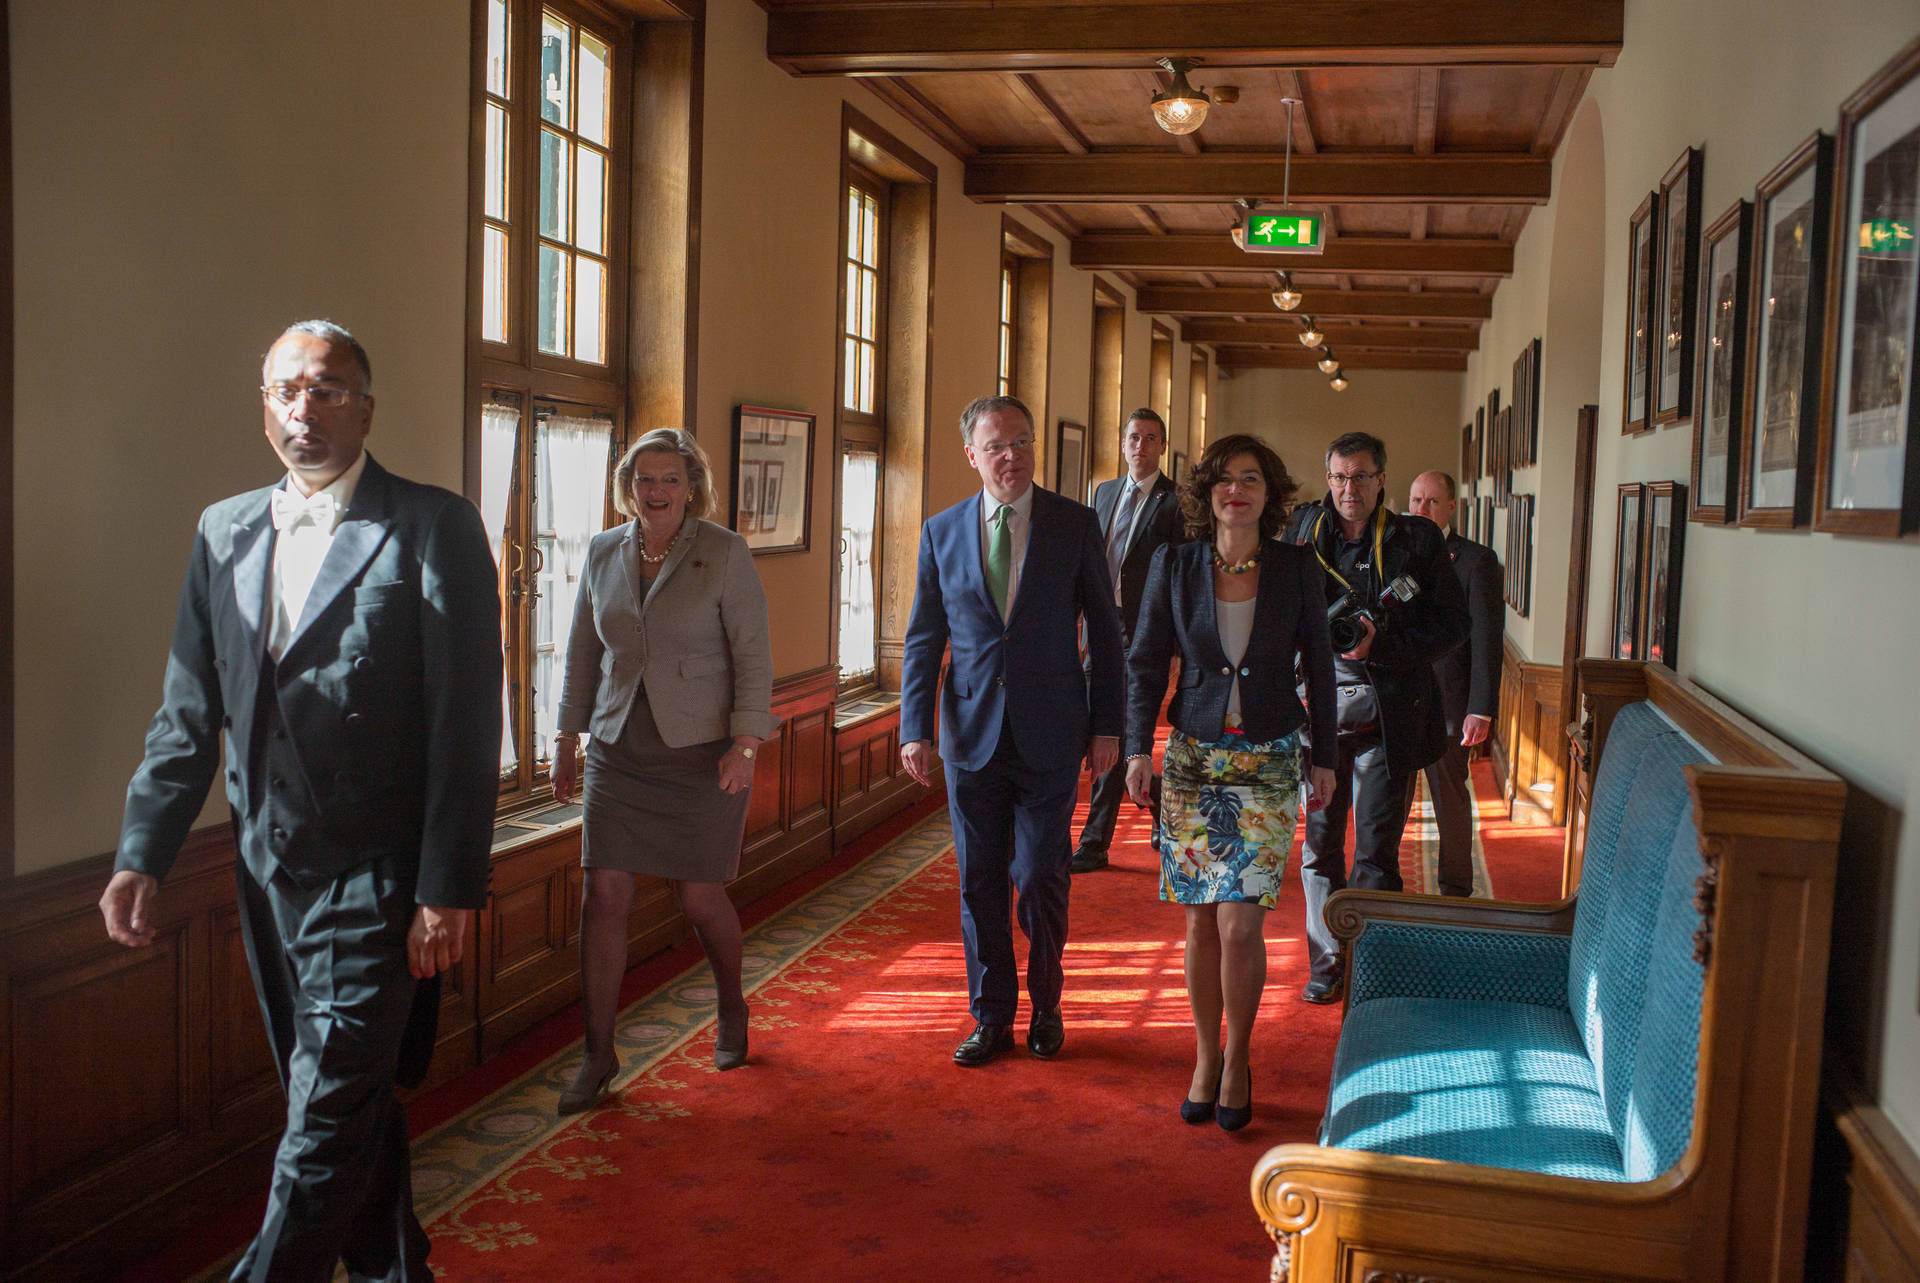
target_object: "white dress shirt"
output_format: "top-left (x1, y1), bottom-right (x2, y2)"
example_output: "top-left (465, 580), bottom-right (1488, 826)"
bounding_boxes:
top-left (269, 451), bottom-right (367, 661)
top-left (976, 483), bottom-right (1034, 620)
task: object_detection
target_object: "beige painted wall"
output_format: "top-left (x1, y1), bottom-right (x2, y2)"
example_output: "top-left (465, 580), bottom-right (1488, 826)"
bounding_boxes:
top-left (11, 0), bottom-right (1213, 874)
top-left (1214, 368), bottom-right (1467, 505)
top-left (1468, 0), bottom-right (1920, 1148)
top-left (11, 0), bottom-right (471, 873)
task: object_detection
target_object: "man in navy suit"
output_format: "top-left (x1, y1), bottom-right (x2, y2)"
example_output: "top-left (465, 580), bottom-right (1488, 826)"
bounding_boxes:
top-left (1072, 409), bottom-right (1184, 874)
top-left (901, 395), bottom-right (1126, 1067)
top-left (101, 321), bottom-right (501, 1281)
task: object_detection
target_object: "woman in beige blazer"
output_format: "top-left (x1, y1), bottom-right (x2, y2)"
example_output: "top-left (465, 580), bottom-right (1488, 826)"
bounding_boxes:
top-left (552, 428), bottom-right (779, 1111)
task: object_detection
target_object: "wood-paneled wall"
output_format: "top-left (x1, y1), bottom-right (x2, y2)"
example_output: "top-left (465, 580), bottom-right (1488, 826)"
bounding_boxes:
top-left (1812, 1072), bottom-right (1920, 1283)
top-left (0, 664), bottom-right (926, 1281)
top-left (1490, 636), bottom-right (1565, 827)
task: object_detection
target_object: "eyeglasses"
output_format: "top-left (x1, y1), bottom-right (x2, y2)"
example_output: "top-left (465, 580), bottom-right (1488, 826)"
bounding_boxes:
top-left (263, 383), bottom-right (361, 408)
top-left (1326, 470), bottom-right (1382, 487)
top-left (975, 437), bottom-right (1034, 459)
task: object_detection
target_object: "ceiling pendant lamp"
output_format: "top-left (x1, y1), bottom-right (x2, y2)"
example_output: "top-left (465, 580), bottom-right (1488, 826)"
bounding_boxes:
top-left (1149, 58), bottom-right (1210, 135)
top-left (1330, 373), bottom-right (1350, 392)
top-left (1272, 272), bottom-right (1302, 311)
top-left (1298, 319), bottom-right (1323, 347)
top-left (1316, 348), bottom-right (1340, 375)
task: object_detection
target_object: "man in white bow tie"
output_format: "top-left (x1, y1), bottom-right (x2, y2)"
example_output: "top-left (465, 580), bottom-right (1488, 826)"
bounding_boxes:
top-left (100, 320), bottom-right (502, 1282)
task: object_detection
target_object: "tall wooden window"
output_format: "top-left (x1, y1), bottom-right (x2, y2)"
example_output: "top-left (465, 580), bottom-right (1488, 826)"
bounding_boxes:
top-left (997, 253), bottom-right (1017, 397)
top-left (837, 166), bottom-right (888, 691)
top-left (1149, 324), bottom-right (1174, 436)
top-left (1189, 349), bottom-right (1209, 450)
top-left (1089, 282), bottom-right (1125, 483)
top-left (470, 0), bottom-right (629, 804)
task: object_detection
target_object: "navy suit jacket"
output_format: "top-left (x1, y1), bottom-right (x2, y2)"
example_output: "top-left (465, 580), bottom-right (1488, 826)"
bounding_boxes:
top-left (1435, 533), bottom-right (1504, 734)
top-left (1090, 471), bottom-right (1182, 638)
top-left (115, 454), bottom-right (503, 910)
top-left (900, 485), bottom-right (1125, 774)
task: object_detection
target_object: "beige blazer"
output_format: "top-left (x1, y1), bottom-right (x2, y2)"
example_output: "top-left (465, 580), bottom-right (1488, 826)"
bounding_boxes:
top-left (559, 516), bottom-right (780, 748)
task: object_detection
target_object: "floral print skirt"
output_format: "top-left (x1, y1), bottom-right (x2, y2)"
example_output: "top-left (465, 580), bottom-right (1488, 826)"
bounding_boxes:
top-left (1157, 716), bottom-right (1304, 908)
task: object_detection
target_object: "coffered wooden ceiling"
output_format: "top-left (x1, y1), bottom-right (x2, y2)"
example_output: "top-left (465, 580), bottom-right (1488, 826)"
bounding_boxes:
top-left (765, 1), bottom-right (1623, 373)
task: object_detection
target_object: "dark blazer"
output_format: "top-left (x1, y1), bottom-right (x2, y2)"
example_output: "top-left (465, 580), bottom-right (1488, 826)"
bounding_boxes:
top-left (1284, 499), bottom-right (1469, 779)
top-left (1091, 471), bottom-right (1183, 636)
top-left (1435, 533), bottom-right (1504, 734)
top-left (116, 454), bottom-right (503, 911)
top-left (1125, 539), bottom-right (1338, 769)
top-left (900, 485), bottom-right (1125, 774)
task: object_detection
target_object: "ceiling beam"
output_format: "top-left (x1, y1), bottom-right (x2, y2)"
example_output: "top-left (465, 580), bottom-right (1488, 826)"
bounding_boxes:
top-left (963, 154), bottom-right (1551, 204)
top-left (1181, 320), bottom-right (1480, 350)
top-left (861, 77), bottom-right (977, 157)
top-left (1002, 73), bottom-right (1090, 155)
top-left (1219, 349), bottom-right (1470, 372)
top-left (1070, 233), bottom-right (1512, 276)
top-left (1138, 286), bottom-right (1493, 320)
top-left (768, 2), bottom-right (1625, 75)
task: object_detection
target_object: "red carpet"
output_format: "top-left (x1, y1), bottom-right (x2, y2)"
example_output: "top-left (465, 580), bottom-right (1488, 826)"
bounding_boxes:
top-left (134, 751), bottom-right (1562, 1283)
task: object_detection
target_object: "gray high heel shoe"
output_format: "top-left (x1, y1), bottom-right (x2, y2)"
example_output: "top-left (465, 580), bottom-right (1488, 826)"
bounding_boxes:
top-left (714, 1003), bottom-right (749, 1071)
top-left (556, 1057), bottom-right (618, 1115)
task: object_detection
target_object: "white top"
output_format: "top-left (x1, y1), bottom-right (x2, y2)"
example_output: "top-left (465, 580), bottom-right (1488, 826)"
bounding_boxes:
top-left (269, 451), bottom-right (367, 661)
top-left (976, 483), bottom-right (1034, 620)
top-left (1216, 594), bottom-right (1256, 719)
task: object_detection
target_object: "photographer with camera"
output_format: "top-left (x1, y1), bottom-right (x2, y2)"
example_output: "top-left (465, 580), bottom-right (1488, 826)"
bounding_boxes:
top-left (1284, 432), bottom-right (1468, 1004)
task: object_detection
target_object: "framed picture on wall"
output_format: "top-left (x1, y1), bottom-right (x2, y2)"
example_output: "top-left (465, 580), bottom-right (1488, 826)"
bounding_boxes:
top-left (1739, 132), bottom-right (1835, 529)
top-left (731, 404), bottom-right (814, 554)
top-left (1479, 496), bottom-right (1494, 549)
top-left (1815, 40), bottom-right (1920, 537)
top-left (1654, 147), bottom-right (1704, 425)
top-left (1690, 199), bottom-right (1753, 524)
top-left (1511, 338), bottom-right (1542, 466)
top-left (1612, 483), bottom-right (1647, 661)
top-left (1474, 405), bottom-right (1486, 478)
top-left (1623, 191), bottom-right (1659, 435)
top-left (1641, 481), bottom-right (1687, 668)
top-left (1054, 419), bottom-right (1088, 502)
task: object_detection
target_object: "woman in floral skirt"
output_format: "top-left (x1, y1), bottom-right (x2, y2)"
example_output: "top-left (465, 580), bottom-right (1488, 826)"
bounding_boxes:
top-left (1125, 433), bottom-right (1336, 1130)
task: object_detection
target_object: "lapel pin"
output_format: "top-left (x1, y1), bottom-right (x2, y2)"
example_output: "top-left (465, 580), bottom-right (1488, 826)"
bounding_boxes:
top-left (693, 559), bottom-right (706, 569)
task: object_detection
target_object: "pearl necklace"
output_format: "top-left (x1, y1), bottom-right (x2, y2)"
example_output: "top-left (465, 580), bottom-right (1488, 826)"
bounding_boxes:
top-left (1212, 546), bottom-right (1260, 575)
top-left (640, 528), bottom-right (678, 566)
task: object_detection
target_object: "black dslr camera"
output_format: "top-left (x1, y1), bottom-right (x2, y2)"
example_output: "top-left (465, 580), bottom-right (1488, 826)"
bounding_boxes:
top-left (1326, 574), bottom-right (1421, 653)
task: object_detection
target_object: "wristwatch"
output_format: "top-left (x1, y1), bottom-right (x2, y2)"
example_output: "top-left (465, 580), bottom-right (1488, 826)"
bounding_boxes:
top-left (737, 745), bottom-right (756, 759)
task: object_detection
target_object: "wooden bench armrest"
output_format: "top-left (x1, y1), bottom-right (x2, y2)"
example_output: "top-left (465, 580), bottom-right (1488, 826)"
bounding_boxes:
top-left (1325, 887), bottom-right (1579, 943)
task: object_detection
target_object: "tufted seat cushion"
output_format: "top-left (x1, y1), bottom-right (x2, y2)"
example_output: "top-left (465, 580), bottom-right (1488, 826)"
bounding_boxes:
top-left (1322, 996), bottom-right (1625, 1180)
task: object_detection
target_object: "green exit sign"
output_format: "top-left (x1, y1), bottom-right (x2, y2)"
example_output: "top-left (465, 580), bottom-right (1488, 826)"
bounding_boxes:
top-left (1860, 218), bottom-right (1914, 254)
top-left (1241, 207), bottom-right (1328, 255)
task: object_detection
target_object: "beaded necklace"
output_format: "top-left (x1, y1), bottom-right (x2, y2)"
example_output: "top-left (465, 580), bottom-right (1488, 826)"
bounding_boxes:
top-left (1212, 546), bottom-right (1260, 575)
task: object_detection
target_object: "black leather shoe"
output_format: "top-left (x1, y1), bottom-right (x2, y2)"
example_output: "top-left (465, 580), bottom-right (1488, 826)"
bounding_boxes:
top-left (953, 1023), bottom-right (1014, 1067)
top-left (1180, 1068), bottom-right (1221, 1124)
top-left (1216, 1063), bottom-right (1253, 1132)
top-left (1069, 845), bottom-right (1109, 873)
top-left (1301, 978), bottom-right (1343, 1005)
top-left (1026, 1006), bottom-right (1065, 1058)
top-left (556, 1057), bottom-right (618, 1116)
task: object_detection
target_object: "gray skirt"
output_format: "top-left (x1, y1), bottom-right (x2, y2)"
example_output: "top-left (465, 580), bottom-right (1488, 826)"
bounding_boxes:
top-left (581, 697), bottom-right (750, 882)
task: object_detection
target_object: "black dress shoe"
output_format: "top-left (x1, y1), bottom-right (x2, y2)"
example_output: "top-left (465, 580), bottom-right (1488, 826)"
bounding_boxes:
top-left (1026, 1007), bottom-right (1065, 1058)
top-left (953, 1023), bottom-right (1015, 1067)
top-left (1180, 1068), bottom-right (1221, 1125)
top-left (556, 1058), bottom-right (618, 1115)
top-left (1216, 1063), bottom-right (1253, 1132)
top-left (1301, 978), bottom-right (1343, 1005)
top-left (1069, 845), bottom-right (1109, 873)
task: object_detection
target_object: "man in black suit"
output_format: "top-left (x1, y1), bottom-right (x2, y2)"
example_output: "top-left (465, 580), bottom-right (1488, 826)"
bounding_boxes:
top-left (1407, 470), bottom-right (1503, 897)
top-left (1071, 409), bottom-right (1184, 874)
top-left (1284, 433), bottom-right (1467, 1004)
top-left (100, 321), bottom-right (502, 1282)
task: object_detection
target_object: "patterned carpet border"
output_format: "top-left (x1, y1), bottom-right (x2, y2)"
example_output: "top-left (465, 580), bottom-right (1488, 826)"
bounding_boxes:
top-left (406, 811), bottom-right (955, 1228)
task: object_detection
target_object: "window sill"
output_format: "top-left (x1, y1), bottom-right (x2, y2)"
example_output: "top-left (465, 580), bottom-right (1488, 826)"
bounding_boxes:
top-left (490, 798), bottom-right (584, 855)
top-left (835, 691), bottom-right (901, 732)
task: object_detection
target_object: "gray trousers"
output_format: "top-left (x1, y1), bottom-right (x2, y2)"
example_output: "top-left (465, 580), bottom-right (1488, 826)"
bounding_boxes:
top-left (233, 857), bottom-right (430, 1283)
top-left (1299, 730), bottom-right (1416, 988)
top-left (1421, 738), bottom-right (1476, 897)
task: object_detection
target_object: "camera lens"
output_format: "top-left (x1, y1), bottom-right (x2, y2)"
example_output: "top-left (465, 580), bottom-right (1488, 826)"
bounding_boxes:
top-left (1328, 615), bottom-right (1362, 652)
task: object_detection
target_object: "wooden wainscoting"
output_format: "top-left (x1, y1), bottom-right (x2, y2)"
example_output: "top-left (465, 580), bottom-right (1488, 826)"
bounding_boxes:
top-left (1490, 636), bottom-right (1566, 827)
top-left (1812, 1070), bottom-right (1920, 1282)
top-left (0, 663), bottom-right (894, 1282)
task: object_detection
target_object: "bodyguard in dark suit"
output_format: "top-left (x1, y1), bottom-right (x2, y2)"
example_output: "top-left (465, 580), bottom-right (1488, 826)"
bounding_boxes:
top-left (1072, 408), bottom-right (1184, 873)
top-left (101, 322), bottom-right (502, 1282)
top-left (901, 395), bottom-right (1125, 1067)
top-left (1283, 432), bottom-right (1467, 1004)
top-left (1408, 470), bottom-right (1503, 897)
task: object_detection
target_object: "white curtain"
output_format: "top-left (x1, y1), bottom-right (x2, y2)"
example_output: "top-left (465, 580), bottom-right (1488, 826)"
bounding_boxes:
top-left (534, 412), bottom-right (612, 763)
top-left (838, 449), bottom-right (879, 686)
top-left (480, 403), bottom-right (521, 775)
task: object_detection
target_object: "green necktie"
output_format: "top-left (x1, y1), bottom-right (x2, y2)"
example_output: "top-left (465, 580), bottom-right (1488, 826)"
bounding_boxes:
top-left (985, 503), bottom-right (1012, 617)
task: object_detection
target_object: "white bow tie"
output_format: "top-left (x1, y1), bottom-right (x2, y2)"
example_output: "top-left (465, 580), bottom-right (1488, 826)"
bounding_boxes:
top-left (271, 488), bottom-right (340, 533)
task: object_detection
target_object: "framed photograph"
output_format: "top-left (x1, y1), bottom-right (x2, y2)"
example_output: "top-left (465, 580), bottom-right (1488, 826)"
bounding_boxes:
top-left (1641, 481), bottom-right (1688, 668)
top-left (1479, 496), bottom-right (1494, 549)
top-left (1612, 483), bottom-right (1647, 661)
top-left (1461, 421), bottom-right (1476, 486)
top-left (1740, 132), bottom-right (1835, 528)
top-left (1054, 419), bottom-right (1088, 502)
top-left (1816, 40), bottom-right (1920, 536)
top-left (731, 404), bottom-right (814, 553)
top-left (1474, 405), bottom-right (1486, 479)
top-left (1511, 338), bottom-right (1542, 466)
top-left (1504, 492), bottom-right (1534, 617)
top-left (1492, 407), bottom-right (1513, 506)
top-left (1690, 200), bottom-right (1753, 524)
top-left (1624, 191), bottom-right (1659, 435)
top-left (1655, 148), bottom-right (1705, 425)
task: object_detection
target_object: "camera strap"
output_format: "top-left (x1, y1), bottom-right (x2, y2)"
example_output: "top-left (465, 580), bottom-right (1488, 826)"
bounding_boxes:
top-left (1309, 504), bottom-right (1388, 596)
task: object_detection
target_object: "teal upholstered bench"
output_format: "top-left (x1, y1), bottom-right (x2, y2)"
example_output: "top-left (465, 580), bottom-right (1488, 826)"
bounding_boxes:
top-left (1252, 661), bottom-right (1845, 1283)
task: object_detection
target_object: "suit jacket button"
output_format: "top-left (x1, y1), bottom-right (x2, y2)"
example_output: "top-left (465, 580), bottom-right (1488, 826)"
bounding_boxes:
top-left (271, 777), bottom-right (286, 790)
top-left (271, 827), bottom-right (287, 843)
top-left (996, 677), bottom-right (1005, 686)
top-left (215, 658), bottom-right (227, 671)
top-left (1221, 666), bottom-right (1230, 676)
top-left (345, 713), bottom-right (364, 727)
top-left (1240, 667), bottom-right (1250, 677)
top-left (353, 656), bottom-right (371, 670)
